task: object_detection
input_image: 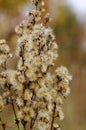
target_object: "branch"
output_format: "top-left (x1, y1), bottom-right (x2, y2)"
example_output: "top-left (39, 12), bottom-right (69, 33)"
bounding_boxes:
top-left (21, 120), bottom-right (27, 130)
top-left (0, 118), bottom-right (6, 130)
top-left (1, 124), bottom-right (6, 130)
top-left (30, 109), bottom-right (38, 129)
top-left (11, 100), bottom-right (20, 130)
top-left (51, 102), bottom-right (56, 130)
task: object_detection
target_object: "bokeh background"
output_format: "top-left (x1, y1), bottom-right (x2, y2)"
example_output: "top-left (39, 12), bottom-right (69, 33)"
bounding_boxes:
top-left (0, 0), bottom-right (86, 130)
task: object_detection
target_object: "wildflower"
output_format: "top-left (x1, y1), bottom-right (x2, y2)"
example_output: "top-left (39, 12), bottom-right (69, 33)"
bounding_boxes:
top-left (16, 98), bottom-right (24, 107)
top-left (0, 0), bottom-right (72, 130)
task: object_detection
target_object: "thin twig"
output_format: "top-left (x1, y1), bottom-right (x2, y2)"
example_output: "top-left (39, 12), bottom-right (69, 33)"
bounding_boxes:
top-left (51, 102), bottom-right (56, 130)
top-left (21, 120), bottom-right (27, 130)
top-left (30, 109), bottom-right (38, 129)
top-left (12, 100), bottom-right (20, 130)
top-left (2, 124), bottom-right (6, 130)
top-left (0, 118), bottom-right (6, 130)
top-left (24, 123), bottom-right (27, 130)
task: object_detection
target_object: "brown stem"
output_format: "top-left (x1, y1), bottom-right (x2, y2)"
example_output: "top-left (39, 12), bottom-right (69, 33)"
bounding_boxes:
top-left (12, 100), bottom-right (20, 130)
top-left (2, 124), bottom-right (6, 130)
top-left (21, 120), bottom-right (27, 130)
top-left (24, 124), bottom-right (27, 130)
top-left (0, 118), bottom-right (6, 130)
top-left (20, 44), bottom-right (25, 66)
top-left (30, 109), bottom-right (38, 129)
top-left (23, 124), bottom-right (27, 130)
top-left (51, 102), bottom-right (56, 130)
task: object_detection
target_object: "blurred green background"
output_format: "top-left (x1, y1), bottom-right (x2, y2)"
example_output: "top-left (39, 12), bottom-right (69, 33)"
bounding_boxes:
top-left (0, 0), bottom-right (86, 130)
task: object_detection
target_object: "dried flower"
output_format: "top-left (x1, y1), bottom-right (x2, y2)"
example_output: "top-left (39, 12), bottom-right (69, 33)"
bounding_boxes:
top-left (0, 0), bottom-right (72, 130)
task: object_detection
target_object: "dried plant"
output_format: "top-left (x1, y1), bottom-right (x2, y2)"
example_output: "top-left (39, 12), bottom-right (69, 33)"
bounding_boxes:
top-left (0, 0), bottom-right (72, 130)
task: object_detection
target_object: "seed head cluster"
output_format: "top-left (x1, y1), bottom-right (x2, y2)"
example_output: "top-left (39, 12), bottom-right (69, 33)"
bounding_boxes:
top-left (0, 0), bottom-right (72, 130)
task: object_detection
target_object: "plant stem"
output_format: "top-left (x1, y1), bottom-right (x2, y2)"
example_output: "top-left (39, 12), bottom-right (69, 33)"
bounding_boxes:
top-left (0, 118), bottom-right (6, 130)
top-left (2, 124), bottom-right (6, 130)
top-left (51, 102), bottom-right (56, 130)
top-left (12, 100), bottom-right (20, 130)
top-left (24, 124), bottom-right (27, 130)
top-left (30, 109), bottom-right (38, 129)
top-left (21, 120), bottom-right (27, 130)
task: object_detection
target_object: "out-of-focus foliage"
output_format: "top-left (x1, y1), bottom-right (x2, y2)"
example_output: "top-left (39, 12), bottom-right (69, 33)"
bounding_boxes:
top-left (54, 5), bottom-right (84, 45)
top-left (52, 3), bottom-right (86, 130)
top-left (0, 0), bottom-right (28, 15)
top-left (53, 5), bottom-right (85, 64)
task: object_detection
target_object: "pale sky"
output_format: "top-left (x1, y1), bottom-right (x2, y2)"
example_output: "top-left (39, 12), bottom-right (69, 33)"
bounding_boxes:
top-left (50, 0), bottom-right (86, 16)
top-left (67, 0), bottom-right (86, 14)
top-left (50, 0), bottom-right (86, 21)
